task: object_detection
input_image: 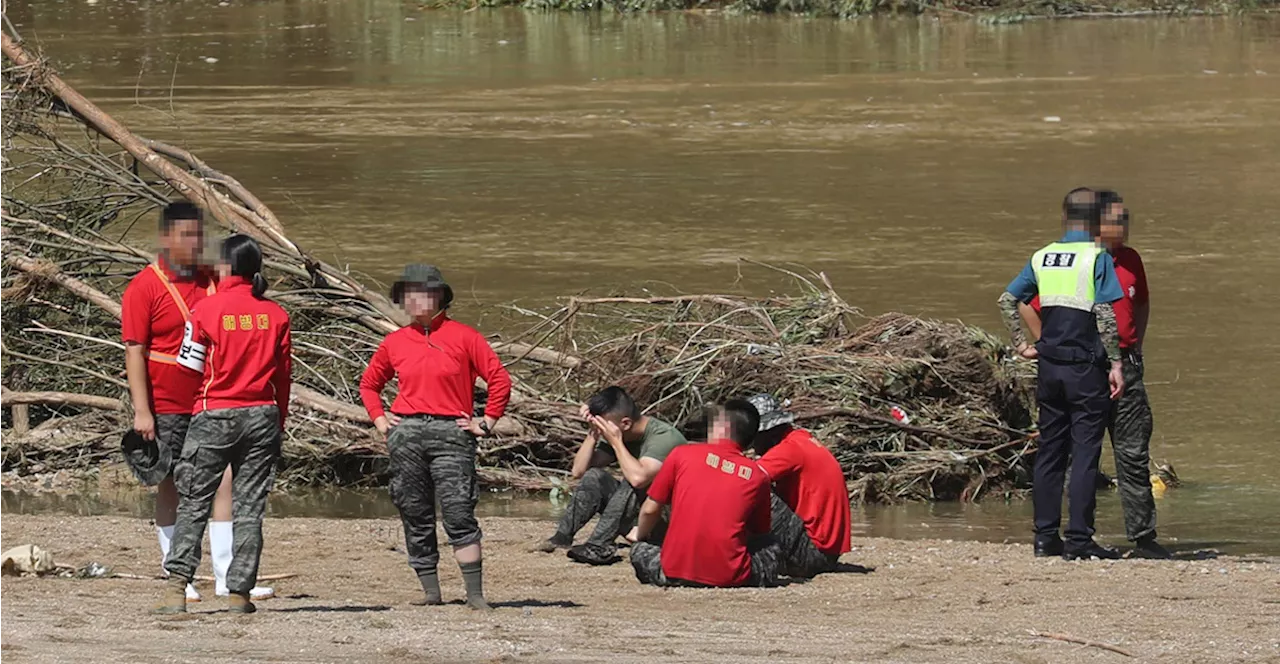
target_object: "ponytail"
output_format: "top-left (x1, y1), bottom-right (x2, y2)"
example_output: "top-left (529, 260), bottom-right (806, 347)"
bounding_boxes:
top-left (220, 234), bottom-right (268, 299)
top-left (251, 273), bottom-right (269, 298)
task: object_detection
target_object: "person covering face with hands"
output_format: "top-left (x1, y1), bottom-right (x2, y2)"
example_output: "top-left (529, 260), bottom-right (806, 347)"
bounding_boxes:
top-left (359, 264), bottom-right (512, 610)
top-left (531, 386), bottom-right (686, 565)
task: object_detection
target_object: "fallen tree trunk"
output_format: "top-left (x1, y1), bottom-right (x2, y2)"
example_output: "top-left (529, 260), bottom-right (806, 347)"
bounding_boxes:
top-left (8, 256), bottom-right (123, 319)
top-left (1, 389), bottom-right (123, 412)
top-left (0, 33), bottom-right (297, 255)
top-left (292, 386), bottom-right (367, 423)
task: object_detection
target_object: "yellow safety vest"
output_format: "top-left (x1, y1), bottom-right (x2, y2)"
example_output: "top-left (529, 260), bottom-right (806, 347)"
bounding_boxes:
top-left (1031, 242), bottom-right (1102, 312)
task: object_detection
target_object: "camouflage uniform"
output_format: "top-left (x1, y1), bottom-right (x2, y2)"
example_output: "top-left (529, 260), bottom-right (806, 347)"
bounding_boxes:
top-left (124, 414), bottom-right (191, 486)
top-left (165, 405), bottom-right (281, 592)
top-left (630, 536), bottom-right (781, 588)
top-left (588, 482), bottom-right (645, 546)
top-left (1109, 351), bottom-right (1156, 542)
top-left (552, 468), bottom-right (644, 546)
top-left (769, 494), bottom-right (837, 578)
top-left (387, 416), bottom-right (481, 573)
top-left (155, 414), bottom-right (191, 470)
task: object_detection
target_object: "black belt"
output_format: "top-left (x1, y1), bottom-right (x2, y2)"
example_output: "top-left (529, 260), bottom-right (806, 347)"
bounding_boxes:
top-left (394, 414), bottom-right (457, 421)
top-left (1037, 346), bottom-right (1104, 365)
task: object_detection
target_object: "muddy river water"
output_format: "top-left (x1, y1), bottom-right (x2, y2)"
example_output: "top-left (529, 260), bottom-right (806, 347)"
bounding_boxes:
top-left (4, 2), bottom-right (1278, 553)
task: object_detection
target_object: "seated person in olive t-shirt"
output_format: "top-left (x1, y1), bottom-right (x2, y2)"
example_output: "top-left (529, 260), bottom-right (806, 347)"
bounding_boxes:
top-left (748, 394), bottom-right (852, 578)
top-left (630, 400), bottom-right (781, 588)
top-left (533, 386), bottom-right (686, 565)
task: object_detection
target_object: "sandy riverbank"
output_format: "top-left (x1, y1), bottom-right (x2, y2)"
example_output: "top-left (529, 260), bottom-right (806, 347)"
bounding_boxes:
top-left (1, 515), bottom-right (1277, 663)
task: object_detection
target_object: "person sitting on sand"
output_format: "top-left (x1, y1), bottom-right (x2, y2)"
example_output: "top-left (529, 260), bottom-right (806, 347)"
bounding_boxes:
top-left (748, 393), bottom-right (852, 578)
top-left (532, 386), bottom-right (686, 566)
top-left (629, 400), bottom-right (780, 588)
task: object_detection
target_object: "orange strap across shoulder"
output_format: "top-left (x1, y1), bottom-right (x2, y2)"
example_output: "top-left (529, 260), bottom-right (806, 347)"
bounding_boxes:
top-left (147, 263), bottom-right (216, 365)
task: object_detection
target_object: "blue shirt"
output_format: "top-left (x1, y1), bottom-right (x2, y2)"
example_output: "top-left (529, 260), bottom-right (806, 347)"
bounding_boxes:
top-left (1005, 230), bottom-right (1123, 304)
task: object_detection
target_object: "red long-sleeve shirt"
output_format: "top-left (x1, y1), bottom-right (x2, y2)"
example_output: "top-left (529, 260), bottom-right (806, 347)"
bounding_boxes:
top-left (182, 276), bottom-right (292, 422)
top-left (359, 316), bottom-right (511, 422)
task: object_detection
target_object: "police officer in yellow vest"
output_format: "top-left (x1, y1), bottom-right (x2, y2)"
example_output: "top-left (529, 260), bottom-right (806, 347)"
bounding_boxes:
top-left (998, 187), bottom-right (1127, 561)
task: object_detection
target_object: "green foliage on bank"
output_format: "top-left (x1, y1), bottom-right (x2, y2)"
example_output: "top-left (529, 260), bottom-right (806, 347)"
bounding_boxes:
top-left (419, 0), bottom-right (1275, 19)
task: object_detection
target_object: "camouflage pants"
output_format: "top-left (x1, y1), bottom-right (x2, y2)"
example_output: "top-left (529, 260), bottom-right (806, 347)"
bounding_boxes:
top-left (1109, 352), bottom-right (1157, 542)
top-left (387, 417), bottom-right (481, 573)
top-left (165, 405), bottom-right (280, 592)
top-left (553, 467), bottom-right (645, 546)
top-left (770, 494), bottom-right (837, 578)
top-left (155, 414), bottom-right (191, 473)
top-left (630, 535), bottom-right (781, 588)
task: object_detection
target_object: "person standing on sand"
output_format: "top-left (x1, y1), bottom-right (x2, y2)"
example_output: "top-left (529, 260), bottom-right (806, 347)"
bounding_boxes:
top-left (121, 202), bottom-right (270, 603)
top-left (747, 394), bottom-right (852, 577)
top-left (1018, 193), bottom-right (1170, 559)
top-left (530, 386), bottom-right (686, 566)
top-left (998, 187), bottom-right (1126, 561)
top-left (155, 235), bottom-right (292, 614)
top-left (630, 400), bottom-right (780, 588)
top-left (359, 265), bottom-right (512, 611)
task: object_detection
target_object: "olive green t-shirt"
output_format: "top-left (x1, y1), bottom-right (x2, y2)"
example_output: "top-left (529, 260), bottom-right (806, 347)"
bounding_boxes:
top-left (626, 417), bottom-right (686, 462)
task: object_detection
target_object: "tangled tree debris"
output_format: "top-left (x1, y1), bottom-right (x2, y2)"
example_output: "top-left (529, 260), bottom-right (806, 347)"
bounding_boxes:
top-left (1, 35), bottom-right (1037, 503)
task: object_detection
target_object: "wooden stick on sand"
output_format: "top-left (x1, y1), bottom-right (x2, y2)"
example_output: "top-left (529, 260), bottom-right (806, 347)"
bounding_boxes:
top-left (110, 573), bottom-right (297, 582)
top-left (193, 573), bottom-right (297, 583)
top-left (1027, 630), bottom-right (1135, 657)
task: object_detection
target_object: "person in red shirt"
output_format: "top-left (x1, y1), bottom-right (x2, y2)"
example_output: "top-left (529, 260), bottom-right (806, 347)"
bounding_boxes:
top-left (155, 235), bottom-right (292, 615)
top-left (122, 201), bottom-right (230, 603)
top-left (1018, 192), bottom-right (1168, 559)
top-left (630, 400), bottom-right (780, 588)
top-left (360, 264), bottom-right (512, 611)
top-left (747, 394), bottom-right (852, 577)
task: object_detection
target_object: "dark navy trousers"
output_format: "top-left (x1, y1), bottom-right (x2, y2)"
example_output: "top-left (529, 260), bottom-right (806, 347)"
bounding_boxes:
top-left (1033, 358), bottom-right (1110, 547)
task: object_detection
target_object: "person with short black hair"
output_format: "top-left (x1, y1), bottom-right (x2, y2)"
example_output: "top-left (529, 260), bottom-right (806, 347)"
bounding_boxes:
top-left (155, 235), bottom-right (292, 614)
top-left (123, 201), bottom-right (270, 603)
top-left (1017, 194), bottom-right (1169, 559)
top-left (629, 400), bottom-right (780, 588)
top-left (998, 188), bottom-right (1127, 561)
top-left (531, 385), bottom-right (686, 565)
top-left (360, 264), bottom-right (512, 610)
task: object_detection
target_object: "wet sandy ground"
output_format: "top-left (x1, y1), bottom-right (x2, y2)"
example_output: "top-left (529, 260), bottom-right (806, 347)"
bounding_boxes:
top-left (1, 515), bottom-right (1277, 663)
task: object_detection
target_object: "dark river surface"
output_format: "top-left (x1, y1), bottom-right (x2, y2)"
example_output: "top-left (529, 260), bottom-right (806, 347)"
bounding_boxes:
top-left (4, 1), bottom-right (1278, 554)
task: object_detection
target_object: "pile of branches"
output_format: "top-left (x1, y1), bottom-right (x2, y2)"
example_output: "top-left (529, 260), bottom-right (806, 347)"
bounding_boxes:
top-left (1, 33), bottom-right (1037, 502)
top-left (508, 280), bottom-right (1037, 502)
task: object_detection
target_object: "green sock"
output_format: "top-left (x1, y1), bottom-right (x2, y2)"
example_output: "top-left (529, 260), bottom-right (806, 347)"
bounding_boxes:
top-left (417, 569), bottom-right (442, 605)
top-left (459, 561), bottom-right (490, 610)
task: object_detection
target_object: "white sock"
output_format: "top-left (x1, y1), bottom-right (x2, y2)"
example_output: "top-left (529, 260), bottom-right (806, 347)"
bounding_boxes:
top-left (160, 525), bottom-right (202, 600)
top-left (157, 525), bottom-right (175, 575)
top-left (210, 520), bottom-right (233, 595)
